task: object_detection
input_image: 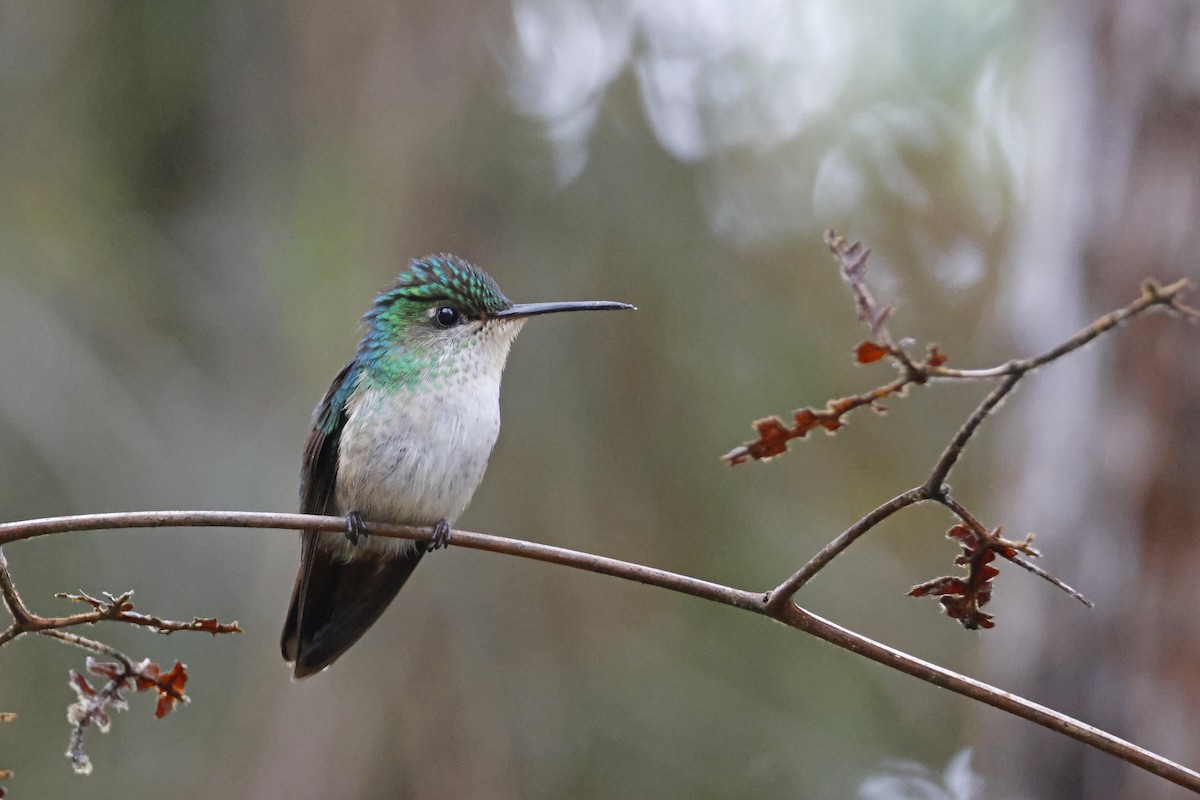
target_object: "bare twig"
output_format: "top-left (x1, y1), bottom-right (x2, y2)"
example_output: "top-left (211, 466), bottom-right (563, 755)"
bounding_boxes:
top-left (0, 548), bottom-right (39, 640)
top-left (924, 373), bottom-right (1020, 491)
top-left (0, 551), bottom-right (240, 646)
top-left (930, 277), bottom-right (1199, 381)
top-left (0, 510), bottom-right (1197, 792)
top-left (764, 487), bottom-right (926, 608)
top-left (53, 590), bottom-right (243, 636)
top-left (1006, 553), bottom-right (1094, 608)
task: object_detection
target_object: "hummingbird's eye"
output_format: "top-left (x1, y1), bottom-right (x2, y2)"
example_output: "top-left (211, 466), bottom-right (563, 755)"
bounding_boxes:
top-left (432, 305), bottom-right (462, 329)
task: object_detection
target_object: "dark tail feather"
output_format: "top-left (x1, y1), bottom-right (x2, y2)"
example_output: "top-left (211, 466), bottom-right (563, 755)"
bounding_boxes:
top-left (281, 534), bottom-right (427, 679)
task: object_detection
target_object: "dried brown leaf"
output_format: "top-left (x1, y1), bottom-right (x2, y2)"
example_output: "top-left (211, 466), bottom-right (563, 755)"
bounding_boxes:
top-left (725, 381), bottom-right (909, 465)
top-left (70, 670), bottom-right (98, 700)
top-left (855, 340), bottom-right (890, 364)
top-left (86, 658), bottom-right (124, 682)
top-left (909, 524), bottom-right (1001, 630)
top-left (149, 662), bottom-right (189, 718)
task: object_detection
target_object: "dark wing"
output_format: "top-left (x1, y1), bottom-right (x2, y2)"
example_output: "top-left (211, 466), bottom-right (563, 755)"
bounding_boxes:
top-left (300, 360), bottom-right (359, 517)
top-left (280, 360), bottom-right (428, 678)
top-left (280, 360), bottom-right (357, 663)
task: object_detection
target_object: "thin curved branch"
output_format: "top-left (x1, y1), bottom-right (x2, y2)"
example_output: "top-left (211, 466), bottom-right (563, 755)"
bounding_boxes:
top-left (924, 372), bottom-right (1021, 491)
top-left (0, 510), bottom-right (1197, 792)
top-left (930, 277), bottom-right (1199, 381)
top-left (0, 511), bottom-right (761, 611)
top-left (764, 486), bottom-right (927, 610)
top-left (0, 548), bottom-right (46, 646)
top-left (776, 604), bottom-right (1195, 790)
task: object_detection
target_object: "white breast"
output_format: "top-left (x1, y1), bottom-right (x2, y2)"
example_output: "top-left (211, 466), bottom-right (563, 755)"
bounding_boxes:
top-left (332, 320), bottom-right (522, 558)
top-left (337, 378), bottom-right (501, 524)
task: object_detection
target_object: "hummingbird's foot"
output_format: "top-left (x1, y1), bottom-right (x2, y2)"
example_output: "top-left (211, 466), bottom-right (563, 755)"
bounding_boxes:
top-left (428, 518), bottom-right (452, 551)
top-left (344, 511), bottom-right (368, 546)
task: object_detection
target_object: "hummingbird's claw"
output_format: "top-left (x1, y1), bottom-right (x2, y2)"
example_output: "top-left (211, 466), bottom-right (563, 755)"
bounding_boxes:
top-left (429, 518), bottom-right (452, 551)
top-left (345, 511), bottom-right (368, 546)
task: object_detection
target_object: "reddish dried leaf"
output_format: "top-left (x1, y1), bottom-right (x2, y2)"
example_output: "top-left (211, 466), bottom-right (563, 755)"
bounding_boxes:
top-left (945, 523), bottom-right (971, 544)
top-left (70, 671), bottom-right (97, 699)
top-left (911, 523), bottom-right (1006, 631)
top-left (790, 410), bottom-right (819, 437)
top-left (940, 596), bottom-right (995, 629)
top-left (908, 576), bottom-right (969, 598)
top-left (747, 417), bottom-right (791, 459)
top-left (151, 662), bottom-right (189, 719)
top-left (132, 662), bottom-right (159, 692)
top-left (154, 695), bottom-right (176, 719)
top-left (927, 345), bottom-right (948, 367)
top-left (86, 659), bottom-right (124, 682)
top-left (855, 340), bottom-right (890, 364)
top-left (727, 392), bottom-right (888, 464)
top-left (726, 361), bottom-right (916, 466)
top-left (805, 407), bottom-right (843, 433)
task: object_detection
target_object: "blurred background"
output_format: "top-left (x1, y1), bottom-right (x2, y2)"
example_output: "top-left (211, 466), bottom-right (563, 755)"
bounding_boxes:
top-left (0, 1), bottom-right (1198, 798)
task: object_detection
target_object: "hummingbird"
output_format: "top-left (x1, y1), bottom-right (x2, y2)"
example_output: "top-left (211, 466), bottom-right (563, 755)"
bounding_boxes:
top-left (281, 254), bottom-right (633, 678)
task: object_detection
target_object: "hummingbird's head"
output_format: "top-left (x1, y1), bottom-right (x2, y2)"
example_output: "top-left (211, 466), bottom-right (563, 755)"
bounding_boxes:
top-left (359, 254), bottom-right (633, 388)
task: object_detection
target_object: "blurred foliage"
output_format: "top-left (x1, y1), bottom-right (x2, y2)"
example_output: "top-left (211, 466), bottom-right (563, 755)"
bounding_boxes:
top-left (0, 1), bottom-right (1058, 798)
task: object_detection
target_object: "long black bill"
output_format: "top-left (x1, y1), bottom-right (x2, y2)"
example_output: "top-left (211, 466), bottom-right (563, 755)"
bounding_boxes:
top-left (494, 300), bottom-right (636, 318)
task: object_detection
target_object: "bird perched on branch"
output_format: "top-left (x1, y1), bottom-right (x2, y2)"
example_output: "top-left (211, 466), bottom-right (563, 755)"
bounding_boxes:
top-left (281, 254), bottom-right (633, 678)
